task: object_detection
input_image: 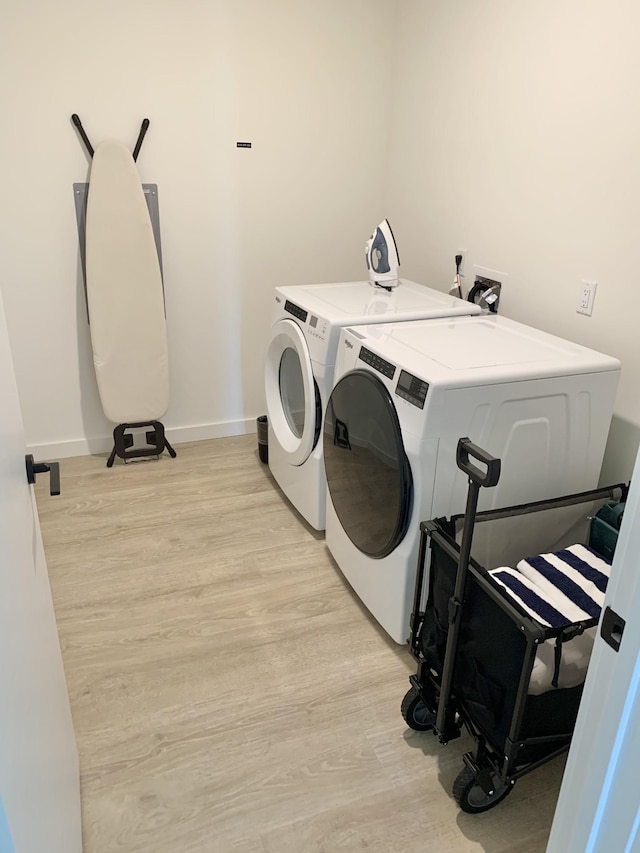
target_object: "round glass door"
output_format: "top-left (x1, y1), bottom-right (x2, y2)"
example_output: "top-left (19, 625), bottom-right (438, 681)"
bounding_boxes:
top-left (279, 347), bottom-right (306, 437)
top-left (323, 369), bottom-right (413, 558)
top-left (265, 319), bottom-right (319, 466)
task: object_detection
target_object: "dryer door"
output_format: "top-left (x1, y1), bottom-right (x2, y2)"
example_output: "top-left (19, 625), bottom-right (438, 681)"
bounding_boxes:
top-left (265, 318), bottom-right (321, 466)
top-left (324, 369), bottom-right (413, 558)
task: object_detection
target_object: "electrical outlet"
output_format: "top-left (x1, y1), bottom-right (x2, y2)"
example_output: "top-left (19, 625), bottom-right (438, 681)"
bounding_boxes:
top-left (577, 280), bottom-right (597, 316)
top-left (455, 248), bottom-right (467, 277)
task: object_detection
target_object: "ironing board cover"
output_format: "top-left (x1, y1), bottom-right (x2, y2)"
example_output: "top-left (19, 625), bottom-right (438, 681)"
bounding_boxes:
top-left (85, 139), bottom-right (169, 424)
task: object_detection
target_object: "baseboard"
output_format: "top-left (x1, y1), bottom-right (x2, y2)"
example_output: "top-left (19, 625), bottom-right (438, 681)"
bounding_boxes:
top-left (165, 418), bottom-right (257, 446)
top-left (27, 417), bottom-right (258, 460)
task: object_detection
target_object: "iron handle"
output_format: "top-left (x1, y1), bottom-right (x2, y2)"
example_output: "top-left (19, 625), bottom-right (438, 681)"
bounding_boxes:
top-left (25, 454), bottom-right (60, 496)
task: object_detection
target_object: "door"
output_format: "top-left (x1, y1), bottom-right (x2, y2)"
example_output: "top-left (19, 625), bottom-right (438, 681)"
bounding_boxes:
top-left (265, 318), bottom-right (321, 466)
top-left (323, 369), bottom-right (413, 557)
top-left (0, 286), bottom-right (81, 852)
top-left (546, 443), bottom-right (640, 853)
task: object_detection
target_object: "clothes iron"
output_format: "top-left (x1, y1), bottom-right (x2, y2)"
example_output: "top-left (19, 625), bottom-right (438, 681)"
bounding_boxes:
top-left (365, 218), bottom-right (400, 289)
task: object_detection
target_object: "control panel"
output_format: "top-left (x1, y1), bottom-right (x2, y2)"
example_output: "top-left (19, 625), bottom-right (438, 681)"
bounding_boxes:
top-left (395, 369), bottom-right (429, 409)
top-left (359, 346), bottom-right (396, 380)
top-left (307, 313), bottom-right (328, 341)
top-left (284, 299), bottom-right (308, 322)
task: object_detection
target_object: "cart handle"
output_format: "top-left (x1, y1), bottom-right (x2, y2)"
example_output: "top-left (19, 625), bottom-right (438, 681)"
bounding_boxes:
top-left (456, 438), bottom-right (501, 488)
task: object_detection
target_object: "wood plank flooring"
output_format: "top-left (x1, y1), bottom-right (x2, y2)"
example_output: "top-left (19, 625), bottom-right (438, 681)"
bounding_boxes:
top-left (35, 435), bottom-right (564, 852)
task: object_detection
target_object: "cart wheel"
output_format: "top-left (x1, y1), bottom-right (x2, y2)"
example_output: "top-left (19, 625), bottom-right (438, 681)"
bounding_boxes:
top-left (453, 766), bottom-right (514, 814)
top-left (401, 686), bottom-right (436, 732)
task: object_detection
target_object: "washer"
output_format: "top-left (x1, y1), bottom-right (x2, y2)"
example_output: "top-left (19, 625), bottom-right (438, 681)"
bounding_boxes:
top-left (265, 280), bottom-right (481, 530)
top-left (323, 314), bottom-right (621, 644)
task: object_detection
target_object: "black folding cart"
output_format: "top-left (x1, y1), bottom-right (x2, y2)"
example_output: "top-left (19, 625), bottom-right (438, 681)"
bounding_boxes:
top-left (402, 438), bottom-right (626, 813)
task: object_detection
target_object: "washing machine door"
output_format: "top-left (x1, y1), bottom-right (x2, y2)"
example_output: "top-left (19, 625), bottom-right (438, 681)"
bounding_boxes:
top-left (265, 318), bottom-right (322, 466)
top-left (324, 369), bottom-right (413, 558)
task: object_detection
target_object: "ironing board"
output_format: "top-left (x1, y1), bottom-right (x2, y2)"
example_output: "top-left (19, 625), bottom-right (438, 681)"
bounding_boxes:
top-left (74, 115), bottom-right (176, 465)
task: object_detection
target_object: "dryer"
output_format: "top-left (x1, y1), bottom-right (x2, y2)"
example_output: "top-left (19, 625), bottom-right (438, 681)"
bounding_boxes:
top-left (265, 280), bottom-right (480, 530)
top-left (323, 315), bottom-right (621, 644)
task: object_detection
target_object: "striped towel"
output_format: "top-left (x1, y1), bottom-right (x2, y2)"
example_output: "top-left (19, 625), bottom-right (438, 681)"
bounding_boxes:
top-left (489, 567), bottom-right (574, 628)
top-left (490, 544), bottom-right (611, 694)
top-left (516, 544), bottom-right (611, 623)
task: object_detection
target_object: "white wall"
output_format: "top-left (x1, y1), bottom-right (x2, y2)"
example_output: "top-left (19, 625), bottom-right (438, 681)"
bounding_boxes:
top-left (387, 0), bottom-right (640, 483)
top-left (3, 0), bottom-right (637, 481)
top-left (0, 0), bottom-right (397, 456)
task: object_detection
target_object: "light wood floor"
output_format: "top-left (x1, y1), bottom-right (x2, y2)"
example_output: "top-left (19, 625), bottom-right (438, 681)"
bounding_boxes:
top-left (35, 435), bottom-right (564, 852)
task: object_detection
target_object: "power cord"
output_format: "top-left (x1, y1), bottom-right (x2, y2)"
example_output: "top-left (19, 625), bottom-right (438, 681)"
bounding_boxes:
top-left (450, 254), bottom-right (464, 299)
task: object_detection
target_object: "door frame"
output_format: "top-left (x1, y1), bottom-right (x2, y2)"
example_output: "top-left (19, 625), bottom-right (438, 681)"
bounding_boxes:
top-left (546, 443), bottom-right (640, 852)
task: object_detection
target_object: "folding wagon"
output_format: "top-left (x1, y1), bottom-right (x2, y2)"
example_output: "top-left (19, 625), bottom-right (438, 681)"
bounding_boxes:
top-left (402, 438), bottom-right (626, 812)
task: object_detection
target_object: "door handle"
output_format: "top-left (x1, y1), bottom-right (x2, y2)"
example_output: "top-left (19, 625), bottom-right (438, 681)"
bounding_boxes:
top-left (25, 454), bottom-right (60, 496)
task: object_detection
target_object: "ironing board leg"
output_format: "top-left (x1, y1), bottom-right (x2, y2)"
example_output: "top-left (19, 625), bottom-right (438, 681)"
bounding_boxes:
top-left (106, 445), bottom-right (118, 468)
top-left (106, 421), bottom-right (177, 467)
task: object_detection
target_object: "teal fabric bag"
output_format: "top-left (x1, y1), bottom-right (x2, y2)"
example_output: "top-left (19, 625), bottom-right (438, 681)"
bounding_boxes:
top-left (589, 499), bottom-right (625, 562)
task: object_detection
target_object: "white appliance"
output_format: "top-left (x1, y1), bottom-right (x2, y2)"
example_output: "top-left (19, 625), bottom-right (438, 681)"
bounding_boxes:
top-left (265, 280), bottom-right (481, 530)
top-left (324, 315), bottom-right (621, 644)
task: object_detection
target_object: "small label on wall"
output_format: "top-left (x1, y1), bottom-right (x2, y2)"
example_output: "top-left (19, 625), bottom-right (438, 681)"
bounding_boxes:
top-left (236, 142), bottom-right (252, 148)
